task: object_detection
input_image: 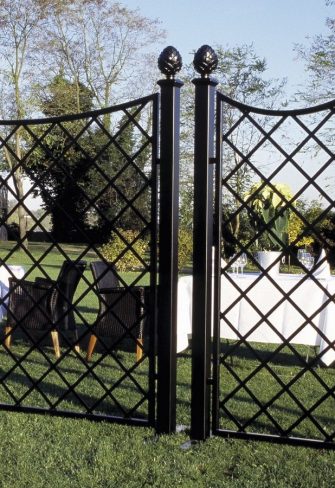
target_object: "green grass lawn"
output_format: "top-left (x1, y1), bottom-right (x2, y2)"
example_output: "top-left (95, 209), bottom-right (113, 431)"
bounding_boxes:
top-left (0, 372), bottom-right (335, 488)
top-left (216, 342), bottom-right (335, 439)
top-left (0, 241), bottom-right (335, 486)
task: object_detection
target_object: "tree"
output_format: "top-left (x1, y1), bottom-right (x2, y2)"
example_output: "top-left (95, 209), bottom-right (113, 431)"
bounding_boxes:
top-left (214, 45), bottom-right (286, 248)
top-left (27, 74), bottom-right (153, 243)
top-left (320, 211), bottom-right (335, 266)
top-left (0, 0), bottom-right (165, 243)
top-left (0, 0), bottom-right (50, 241)
top-left (288, 206), bottom-right (314, 249)
top-left (26, 75), bottom-right (96, 242)
top-left (294, 3), bottom-right (335, 212)
top-left (181, 44), bottom-right (286, 255)
top-left (288, 198), bottom-right (335, 262)
top-left (40, 0), bottom-right (164, 126)
top-left (39, 73), bottom-right (94, 116)
top-left (82, 109), bottom-right (152, 242)
top-left (295, 2), bottom-right (335, 104)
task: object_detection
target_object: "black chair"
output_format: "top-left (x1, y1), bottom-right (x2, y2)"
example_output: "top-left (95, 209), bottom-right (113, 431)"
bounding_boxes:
top-left (87, 261), bottom-right (149, 361)
top-left (90, 260), bottom-right (120, 289)
top-left (4, 260), bottom-right (86, 357)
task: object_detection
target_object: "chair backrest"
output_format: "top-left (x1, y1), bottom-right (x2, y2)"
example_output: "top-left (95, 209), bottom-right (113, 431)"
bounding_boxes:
top-left (90, 261), bottom-right (120, 291)
top-left (52, 260), bottom-right (87, 328)
top-left (96, 287), bottom-right (146, 341)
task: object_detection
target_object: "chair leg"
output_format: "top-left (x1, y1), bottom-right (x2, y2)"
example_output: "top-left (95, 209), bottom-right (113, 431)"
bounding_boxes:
top-left (71, 330), bottom-right (81, 355)
top-left (136, 338), bottom-right (143, 361)
top-left (51, 330), bottom-right (61, 358)
top-left (86, 335), bottom-right (97, 361)
top-left (4, 326), bottom-right (12, 349)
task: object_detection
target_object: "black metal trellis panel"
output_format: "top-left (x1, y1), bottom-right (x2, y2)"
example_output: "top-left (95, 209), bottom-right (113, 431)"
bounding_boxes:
top-left (211, 91), bottom-right (335, 448)
top-left (0, 45), bottom-right (182, 434)
top-left (0, 94), bottom-right (161, 428)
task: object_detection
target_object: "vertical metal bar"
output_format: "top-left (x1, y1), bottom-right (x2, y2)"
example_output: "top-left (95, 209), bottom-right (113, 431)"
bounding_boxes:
top-left (191, 45), bottom-right (218, 441)
top-left (148, 93), bottom-right (159, 427)
top-left (156, 47), bottom-right (183, 434)
top-left (212, 94), bottom-right (223, 435)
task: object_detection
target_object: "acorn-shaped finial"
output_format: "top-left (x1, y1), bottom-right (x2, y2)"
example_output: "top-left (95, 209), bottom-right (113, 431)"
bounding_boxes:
top-left (158, 46), bottom-right (182, 79)
top-left (193, 45), bottom-right (218, 78)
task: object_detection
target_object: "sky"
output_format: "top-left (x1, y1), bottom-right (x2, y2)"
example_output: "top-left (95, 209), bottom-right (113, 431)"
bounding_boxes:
top-left (118, 0), bottom-right (335, 204)
top-left (23, 0), bottom-right (334, 209)
top-left (123, 0), bottom-right (333, 103)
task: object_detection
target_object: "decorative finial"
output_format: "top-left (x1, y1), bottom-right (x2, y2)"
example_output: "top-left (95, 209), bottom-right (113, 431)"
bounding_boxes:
top-left (193, 45), bottom-right (218, 78)
top-left (158, 46), bottom-right (182, 79)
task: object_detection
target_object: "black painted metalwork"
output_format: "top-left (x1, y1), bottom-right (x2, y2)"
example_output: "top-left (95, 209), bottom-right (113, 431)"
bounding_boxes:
top-left (0, 93), bottom-right (159, 428)
top-left (158, 46), bottom-right (182, 79)
top-left (1, 41), bottom-right (334, 450)
top-left (191, 46), bottom-right (218, 441)
top-left (0, 43), bottom-right (183, 435)
top-left (156, 46), bottom-right (183, 434)
top-left (193, 45), bottom-right (218, 78)
top-left (210, 88), bottom-right (335, 448)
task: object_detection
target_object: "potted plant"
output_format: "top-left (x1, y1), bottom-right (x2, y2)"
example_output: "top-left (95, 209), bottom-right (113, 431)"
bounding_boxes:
top-left (244, 181), bottom-right (293, 274)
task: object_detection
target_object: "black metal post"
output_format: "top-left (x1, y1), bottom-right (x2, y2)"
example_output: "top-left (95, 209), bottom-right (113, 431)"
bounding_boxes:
top-left (191, 46), bottom-right (218, 441)
top-left (156, 46), bottom-right (183, 434)
top-left (212, 94), bottom-right (223, 435)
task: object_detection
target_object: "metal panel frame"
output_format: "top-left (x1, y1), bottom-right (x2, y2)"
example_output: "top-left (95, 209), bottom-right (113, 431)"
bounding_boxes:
top-left (211, 89), bottom-right (335, 449)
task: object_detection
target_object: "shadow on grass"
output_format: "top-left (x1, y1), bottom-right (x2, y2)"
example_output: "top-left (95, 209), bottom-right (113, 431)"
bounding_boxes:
top-left (0, 344), bottom-right (150, 421)
top-left (217, 390), bottom-right (335, 439)
top-left (216, 340), bottom-right (333, 368)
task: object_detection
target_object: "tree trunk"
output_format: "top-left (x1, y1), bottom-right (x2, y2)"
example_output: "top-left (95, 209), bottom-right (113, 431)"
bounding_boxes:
top-left (4, 129), bottom-right (28, 246)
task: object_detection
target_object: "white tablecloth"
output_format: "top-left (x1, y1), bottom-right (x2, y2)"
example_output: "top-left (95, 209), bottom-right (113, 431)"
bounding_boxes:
top-left (177, 272), bottom-right (335, 365)
top-left (0, 265), bottom-right (25, 320)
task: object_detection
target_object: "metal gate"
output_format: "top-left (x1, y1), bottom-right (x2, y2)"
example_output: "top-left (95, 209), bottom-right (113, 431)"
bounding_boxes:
top-left (0, 46), bottom-right (182, 434)
top-left (191, 45), bottom-right (335, 448)
top-left (2, 41), bottom-right (335, 448)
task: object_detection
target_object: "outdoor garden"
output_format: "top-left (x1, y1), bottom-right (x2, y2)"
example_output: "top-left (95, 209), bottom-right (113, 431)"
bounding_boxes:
top-left (0, 247), bottom-right (334, 488)
top-left (0, 0), bottom-right (334, 485)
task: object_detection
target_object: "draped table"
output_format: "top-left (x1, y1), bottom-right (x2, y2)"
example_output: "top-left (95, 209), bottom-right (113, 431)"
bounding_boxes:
top-left (0, 265), bottom-right (25, 320)
top-left (177, 272), bottom-right (335, 365)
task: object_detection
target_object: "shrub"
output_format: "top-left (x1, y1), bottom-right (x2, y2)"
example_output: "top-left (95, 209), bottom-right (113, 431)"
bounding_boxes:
top-left (178, 228), bottom-right (193, 271)
top-left (99, 229), bottom-right (148, 272)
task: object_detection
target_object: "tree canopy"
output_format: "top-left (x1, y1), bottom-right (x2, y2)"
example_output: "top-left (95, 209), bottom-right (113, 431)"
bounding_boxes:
top-left (180, 44), bottom-right (286, 258)
top-left (295, 2), bottom-right (335, 103)
top-left (0, 0), bottom-right (165, 240)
